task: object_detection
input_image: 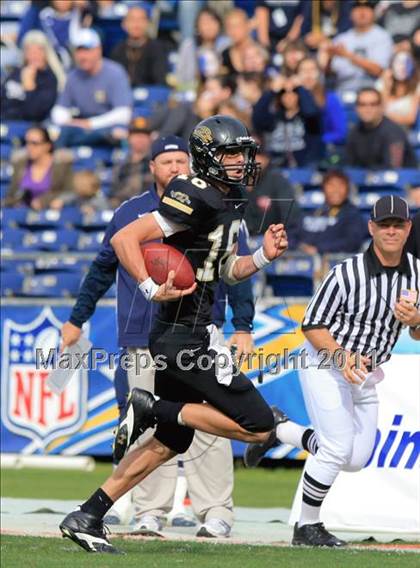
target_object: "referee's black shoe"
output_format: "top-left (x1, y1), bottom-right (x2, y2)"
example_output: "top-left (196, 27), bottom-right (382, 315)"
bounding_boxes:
top-left (292, 522), bottom-right (347, 547)
top-left (113, 388), bottom-right (157, 461)
top-left (243, 406), bottom-right (288, 468)
top-left (60, 509), bottom-right (121, 554)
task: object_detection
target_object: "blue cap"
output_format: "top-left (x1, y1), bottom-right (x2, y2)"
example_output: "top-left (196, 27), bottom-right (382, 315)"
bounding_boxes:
top-left (151, 136), bottom-right (189, 160)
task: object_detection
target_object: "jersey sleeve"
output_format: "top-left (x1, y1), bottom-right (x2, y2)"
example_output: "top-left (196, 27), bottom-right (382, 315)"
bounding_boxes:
top-left (158, 175), bottom-right (210, 230)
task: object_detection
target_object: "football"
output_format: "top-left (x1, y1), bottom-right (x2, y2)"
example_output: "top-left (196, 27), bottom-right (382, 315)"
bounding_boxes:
top-left (141, 242), bottom-right (196, 289)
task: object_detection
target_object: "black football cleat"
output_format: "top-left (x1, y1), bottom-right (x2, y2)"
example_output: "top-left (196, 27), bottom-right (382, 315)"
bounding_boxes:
top-left (113, 388), bottom-right (157, 462)
top-left (60, 509), bottom-right (121, 554)
top-left (244, 406), bottom-right (289, 468)
top-left (292, 522), bottom-right (347, 547)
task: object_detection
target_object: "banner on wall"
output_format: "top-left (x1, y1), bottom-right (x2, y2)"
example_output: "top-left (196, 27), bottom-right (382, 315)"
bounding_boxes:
top-left (289, 354), bottom-right (420, 533)
top-left (0, 299), bottom-right (312, 457)
top-left (2, 300), bottom-right (418, 462)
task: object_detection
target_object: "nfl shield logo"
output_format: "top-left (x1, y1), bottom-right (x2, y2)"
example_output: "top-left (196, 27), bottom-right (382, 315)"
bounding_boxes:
top-left (1, 307), bottom-right (88, 449)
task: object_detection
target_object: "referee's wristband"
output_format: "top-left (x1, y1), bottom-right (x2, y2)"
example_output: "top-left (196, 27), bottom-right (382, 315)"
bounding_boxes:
top-left (252, 246), bottom-right (271, 270)
top-left (139, 277), bottom-right (159, 301)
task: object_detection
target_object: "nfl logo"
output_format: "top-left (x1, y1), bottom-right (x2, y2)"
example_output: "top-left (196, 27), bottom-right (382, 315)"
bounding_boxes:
top-left (1, 307), bottom-right (88, 450)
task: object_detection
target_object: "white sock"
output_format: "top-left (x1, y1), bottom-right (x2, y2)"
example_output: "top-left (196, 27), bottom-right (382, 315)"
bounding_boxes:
top-left (276, 421), bottom-right (307, 449)
top-left (299, 501), bottom-right (321, 527)
top-left (298, 471), bottom-right (330, 527)
top-left (177, 410), bottom-right (186, 426)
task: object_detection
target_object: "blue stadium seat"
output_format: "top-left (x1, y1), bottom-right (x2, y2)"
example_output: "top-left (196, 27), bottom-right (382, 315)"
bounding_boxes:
top-left (1, 258), bottom-right (34, 275)
top-left (72, 146), bottom-right (113, 168)
top-left (20, 207), bottom-right (82, 229)
top-left (2, 229), bottom-right (80, 252)
top-left (358, 171), bottom-right (405, 194)
top-left (344, 168), bottom-right (366, 186)
top-left (77, 210), bottom-right (114, 230)
top-left (133, 86), bottom-right (171, 118)
top-left (1, 142), bottom-right (12, 161)
top-left (1, 272), bottom-right (24, 297)
top-left (22, 273), bottom-right (83, 298)
top-left (266, 256), bottom-right (315, 297)
top-left (0, 163), bottom-right (12, 181)
top-left (34, 256), bottom-right (90, 275)
top-left (77, 231), bottom-right (105, 252)
top-left (298, 190), bottom-right (324, 210)
top-left (0, 120), bottom-right (32, 142)
top-left (356, 192), bottom-right (396, 211)
top-left (282, 168), bottom-right (314, 186)
top-left (1, 207), bottom-right (29, 228)
top-left (1, 228), bottom-right (27, 251)
top-left (396, 169), bottom-right (420, 187)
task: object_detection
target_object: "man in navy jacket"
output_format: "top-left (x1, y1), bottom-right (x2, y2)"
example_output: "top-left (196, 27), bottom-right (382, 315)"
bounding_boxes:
top-left (61, 135), bottom-right (255, 538)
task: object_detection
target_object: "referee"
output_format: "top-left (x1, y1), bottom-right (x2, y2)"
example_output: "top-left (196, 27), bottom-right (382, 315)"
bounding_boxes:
top-left (295, 195), bottom-right (420, 546)
top-left (245, 195), bottom-right (420, 547)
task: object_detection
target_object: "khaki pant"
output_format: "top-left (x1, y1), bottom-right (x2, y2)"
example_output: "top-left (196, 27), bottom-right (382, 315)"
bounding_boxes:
top-left (127, 347), bottom-right (234, 527)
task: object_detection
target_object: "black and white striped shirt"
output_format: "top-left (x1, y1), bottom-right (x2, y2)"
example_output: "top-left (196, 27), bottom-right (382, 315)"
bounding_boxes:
top-left (302, 244), bottom-right (420, 366)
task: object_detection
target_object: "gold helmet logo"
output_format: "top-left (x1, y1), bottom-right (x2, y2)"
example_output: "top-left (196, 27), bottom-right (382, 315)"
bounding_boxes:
top-left (194, 126), bottom-right (213, 144)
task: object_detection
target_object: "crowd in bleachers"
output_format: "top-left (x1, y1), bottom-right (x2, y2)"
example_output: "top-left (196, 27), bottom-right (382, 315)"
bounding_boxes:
top-left (1, 0), bottom-right (419, 299)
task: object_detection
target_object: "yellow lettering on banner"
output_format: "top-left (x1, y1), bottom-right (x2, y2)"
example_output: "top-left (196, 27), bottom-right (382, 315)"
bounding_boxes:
top-left (162, 196), bottom-right (194, 215)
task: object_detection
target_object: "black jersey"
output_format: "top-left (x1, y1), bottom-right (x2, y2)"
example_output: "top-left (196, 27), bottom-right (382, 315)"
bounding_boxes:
top-left (157, 174), bottom-right (248, 327)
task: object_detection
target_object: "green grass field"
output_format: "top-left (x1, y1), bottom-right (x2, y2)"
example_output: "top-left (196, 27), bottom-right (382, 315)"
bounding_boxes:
top-left (1, 464), bottom-right (418, 567)
top-left (1, 536), bottom-right (418, 568)
top-left (1, 463), bottom-right (302, 508)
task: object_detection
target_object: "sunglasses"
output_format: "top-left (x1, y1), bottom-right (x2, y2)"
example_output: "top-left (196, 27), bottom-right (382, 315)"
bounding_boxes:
top-left (25, 139), bottom-right (45, 145)
top-left (356, 101), bottom-right (380, 107)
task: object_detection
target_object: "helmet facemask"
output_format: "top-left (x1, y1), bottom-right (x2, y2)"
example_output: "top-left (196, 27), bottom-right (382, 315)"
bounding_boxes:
top-left (195, 139), bottom-right (261, 188)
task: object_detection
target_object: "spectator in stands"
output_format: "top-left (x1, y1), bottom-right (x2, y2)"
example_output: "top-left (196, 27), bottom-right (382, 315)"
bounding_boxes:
top-left (346, 87), bottom-right (417, 168)
top-left (51, 28), bottom-right (132, 147)
top-left (110, 5), bottom-right (168, 87)
top-left (242, 42), bottom-right (270, 76)
top-left (3, 125), bottom-right (73, 209)
top-left (379, 0), bottom-right (420, 52)
top-left (175, 7), bottom-right (226, 89)
top-left (320, 0), bottom-right (393, 96)
top-left (255, 0), bottom-right (303, 52)
top-left (297, 57), bottom-right (347, 145)
top-left (150, 75), bottom-right (237, 140)
top-left (301, 0), bottom-right (352, 50)
top-left (55, 169), bottom-right (108, 213)
top-left (1, 31), bottom-right (64, 122)
top-left (298, 170), bottom-right (365, 254)
top-left (220, 8), bottom-right (256, 77)
top-left (281, 39), bottom-right (308, 76)
top-left (217, 100), bottom-right (252, 129)
top-left (236, 72), bottom-right (265, 111)
top-left (380, 51), bottom-right (419, 129)
top-left (244, 151), bottom-right (302, 247)
top-left (109, 118), bottom-right (153, 208)
top-left (18, 0), bottom-right (87, 69)
top-left (253, 76), bottom-right (324, 167)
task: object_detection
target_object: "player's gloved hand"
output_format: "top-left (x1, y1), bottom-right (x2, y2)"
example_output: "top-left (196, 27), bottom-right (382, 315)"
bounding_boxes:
top-left (263, 224), bottom-right (288, 260)
top-left (341, 351), bottom-right (371, 385)
top-left (227, 331), bottom-right (254, 362)
top-left (60, 321), bottom-right (82, 352)
top-left (153, 270), bottom-right (197, 303)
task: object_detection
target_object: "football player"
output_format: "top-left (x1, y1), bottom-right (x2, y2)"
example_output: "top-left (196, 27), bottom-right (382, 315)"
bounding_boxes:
top-left (59, 115), bottom-right (289, 553)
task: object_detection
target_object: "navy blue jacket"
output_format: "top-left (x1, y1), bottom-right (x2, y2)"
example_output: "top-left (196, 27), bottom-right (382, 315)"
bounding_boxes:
top-left (70, 186), bottom-right (255, 347)
top-left (299, 200), bottom-right (365, 254)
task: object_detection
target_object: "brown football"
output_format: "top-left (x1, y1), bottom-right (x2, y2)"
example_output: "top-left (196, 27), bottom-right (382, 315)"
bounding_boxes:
top-left (141, 242), bottom-right (195, 289)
